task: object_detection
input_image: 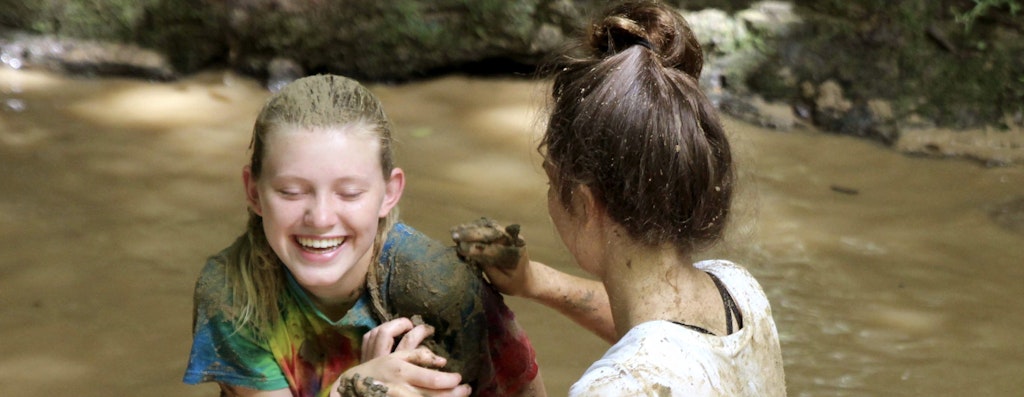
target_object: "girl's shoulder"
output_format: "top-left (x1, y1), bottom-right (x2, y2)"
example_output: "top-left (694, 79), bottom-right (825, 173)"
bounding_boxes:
top-left (193, 236), bottom-right (247, 316)
top-left (572, 323), bottom-right (714, 396)
top-left (380, 223), bottom-right (485, 300)
top-left (377, 222), bottom-right (514, 384)
top-left (693, 259), bottom-right (770, 308)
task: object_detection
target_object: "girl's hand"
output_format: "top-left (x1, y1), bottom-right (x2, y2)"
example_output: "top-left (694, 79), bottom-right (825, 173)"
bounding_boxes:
top-left (450, 218), bottom-right (533, 297)
top-left (334, 348), bottom-right (470, 397)
top-left (361, 317), bottom-right (438, 362)
top-left (331, 318), bottom-right (471, 397)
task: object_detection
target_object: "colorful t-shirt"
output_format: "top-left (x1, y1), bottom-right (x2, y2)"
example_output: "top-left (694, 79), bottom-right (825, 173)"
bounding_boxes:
top-left (183, 223), bottom-right (538, 397)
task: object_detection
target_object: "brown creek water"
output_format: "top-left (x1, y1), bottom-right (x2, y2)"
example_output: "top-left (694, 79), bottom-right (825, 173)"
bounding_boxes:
top-left (1, 68), bottom-right (1022, 396)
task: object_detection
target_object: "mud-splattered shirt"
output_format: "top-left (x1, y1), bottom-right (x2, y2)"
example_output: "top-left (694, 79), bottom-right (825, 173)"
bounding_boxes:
top-left (183, 223), bottom-right (538, 397)
top-left (569, 260), bottom-right (786, 397)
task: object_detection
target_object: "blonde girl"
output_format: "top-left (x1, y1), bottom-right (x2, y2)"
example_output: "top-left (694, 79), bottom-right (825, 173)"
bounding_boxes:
top-left (184, 75), bottom-right (543, 397)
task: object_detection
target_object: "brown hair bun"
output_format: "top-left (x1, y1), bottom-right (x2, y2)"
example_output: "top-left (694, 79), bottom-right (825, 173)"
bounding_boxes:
top-left (588, 0), bottom-right (703, 79)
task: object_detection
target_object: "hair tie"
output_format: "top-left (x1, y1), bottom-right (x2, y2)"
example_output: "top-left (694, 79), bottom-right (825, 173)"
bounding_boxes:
top-left (635, 38), bottom-right (655, 51)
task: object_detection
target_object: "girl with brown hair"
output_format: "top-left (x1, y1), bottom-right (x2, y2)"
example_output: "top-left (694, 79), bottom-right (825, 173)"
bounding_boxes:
top-left (454, 1), bottom-right (786, 395)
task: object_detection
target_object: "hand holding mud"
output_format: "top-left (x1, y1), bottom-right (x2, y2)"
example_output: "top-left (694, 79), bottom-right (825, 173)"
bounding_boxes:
top-left (335, 316), bottom-right (471, 397)
top-left (336, 374), bottom-right (388, 397)
top-left (451, 218), bottom-right (535, 297)
top-left (451, 217), bottom-right (525, 270)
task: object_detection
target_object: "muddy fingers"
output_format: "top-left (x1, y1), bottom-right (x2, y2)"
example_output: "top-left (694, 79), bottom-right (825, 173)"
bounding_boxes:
top-left (337, 373), bottom-right (388, 397)
top-left (450, 217), bottom-right (525, 270)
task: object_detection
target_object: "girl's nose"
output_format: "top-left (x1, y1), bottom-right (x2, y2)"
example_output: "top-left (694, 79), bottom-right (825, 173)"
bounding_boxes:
top-left (304, 196), bottom-right (335, 229)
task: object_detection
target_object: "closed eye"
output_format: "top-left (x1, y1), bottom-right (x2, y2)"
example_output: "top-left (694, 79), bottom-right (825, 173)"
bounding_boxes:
top-left (277, 189), bottom-right (303, 198)
top-left (338, 190), bottom-right (364, 200)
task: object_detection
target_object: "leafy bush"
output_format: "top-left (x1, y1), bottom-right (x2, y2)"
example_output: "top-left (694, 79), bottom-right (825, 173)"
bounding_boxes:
top-left (955, 0), bottom-right (1022, 30)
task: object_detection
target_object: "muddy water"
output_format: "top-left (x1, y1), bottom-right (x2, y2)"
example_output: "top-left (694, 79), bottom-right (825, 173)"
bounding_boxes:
top-left (1, 68), bottom-right (1021, 396)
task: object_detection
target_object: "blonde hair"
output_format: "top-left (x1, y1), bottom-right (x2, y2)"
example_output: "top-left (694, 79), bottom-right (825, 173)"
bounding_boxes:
top-left (226, 75), bottom-right (399, 336)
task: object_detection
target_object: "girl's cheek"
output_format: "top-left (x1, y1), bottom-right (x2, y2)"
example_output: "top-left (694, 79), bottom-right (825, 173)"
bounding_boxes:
top-left (342, 201), bottom-right (376, 220)
top-left (269, 199), bottom-right (312, 222)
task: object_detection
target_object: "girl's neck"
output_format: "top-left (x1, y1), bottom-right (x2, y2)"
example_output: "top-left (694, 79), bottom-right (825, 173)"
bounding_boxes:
top-left (309, 286), bottom-right (363, 321)
top-left (599, 236), bottom-right (722, 338)
top-left (304, 268), bottom-right (368, 322)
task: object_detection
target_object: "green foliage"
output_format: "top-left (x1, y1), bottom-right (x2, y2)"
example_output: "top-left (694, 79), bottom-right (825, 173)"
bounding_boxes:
top-left (16, 0), bottom-right (148, 40)
top-left (138, 0), bottom-right (227, 73)
top-left (955, 0), bottom-right (1022, 31)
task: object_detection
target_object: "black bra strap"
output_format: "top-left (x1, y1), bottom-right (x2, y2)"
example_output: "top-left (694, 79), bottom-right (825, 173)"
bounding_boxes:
top-left (668, 272), bottom-right (744, 336)
top-left (669, 320), bottom-right (713, 335)
top-left (708, 272), bottom-right (743, 334)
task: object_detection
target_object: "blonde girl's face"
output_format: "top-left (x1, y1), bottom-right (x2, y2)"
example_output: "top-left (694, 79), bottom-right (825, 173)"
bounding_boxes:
top-left (244, 126), bottom-right (403, 302)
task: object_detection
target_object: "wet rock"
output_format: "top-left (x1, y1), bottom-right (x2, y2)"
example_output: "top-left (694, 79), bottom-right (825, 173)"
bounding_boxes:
top-left (0, 32), bottom-right (175, 80)
top-left (895, 126), bottom-right (1024, 167)
top-left (800, 80), bottom-right (900, 144)
top-left (690, 2), bottom-right (802, 131)
top-left (266, 57), bottom-right (303, 93)
top-left (762, 2), bottom-right (1023, 143)
top-left (716, 93), bottom-right (796, 131)
top-left (838, 101), bottom-right (900, 145)
top-left (737, 1), bottom-right (801, 37)
top-left (812, 80), bottom-right (853, 127)
top-left (1, 0), bottom-right (1022, 165)
top-left (216, 0), bottom-right (582, 81)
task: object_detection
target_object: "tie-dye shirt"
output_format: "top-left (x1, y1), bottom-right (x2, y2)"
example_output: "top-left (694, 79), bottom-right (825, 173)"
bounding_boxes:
top-left (183, 223), bottom-right (538, 397)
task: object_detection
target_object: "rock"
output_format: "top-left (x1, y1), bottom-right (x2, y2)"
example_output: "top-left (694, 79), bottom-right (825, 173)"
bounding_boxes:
top-left (800, 81), bottom-right (901, 144)
top-left (717, 93), bottom-right (796, 131)
top-left (737, 1), bottom-right (801, 37)
top-left (0, 32), bottom-right (175, 80)
top-left (812, 80), bottom-right (853, 130)
top-left (266, 57), bottom-right (303, 93)
top-left (0, 0), bottom-right (1021, 165)
top-left (895, 126), bottom-right (1024, 167)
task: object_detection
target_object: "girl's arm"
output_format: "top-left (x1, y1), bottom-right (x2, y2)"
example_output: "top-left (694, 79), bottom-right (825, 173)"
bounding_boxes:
top-left (451, 220), bottom-right (616, 344)
top-left (496, 258), bottom-right (615, 344)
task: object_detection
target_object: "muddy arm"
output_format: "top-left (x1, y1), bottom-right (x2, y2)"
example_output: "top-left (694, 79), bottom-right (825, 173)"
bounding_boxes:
top-left (515, 260), bottom-right (615, 344)
top-left (451, 219), bottom-right (617, 344)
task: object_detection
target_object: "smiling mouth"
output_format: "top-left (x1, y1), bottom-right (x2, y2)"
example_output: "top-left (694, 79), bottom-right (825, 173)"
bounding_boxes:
top-left (295, 236), bottom-right (345, 253)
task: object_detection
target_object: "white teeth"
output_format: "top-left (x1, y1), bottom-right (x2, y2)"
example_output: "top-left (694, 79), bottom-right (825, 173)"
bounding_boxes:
top-left (296, 237), bottom-right (344, 249)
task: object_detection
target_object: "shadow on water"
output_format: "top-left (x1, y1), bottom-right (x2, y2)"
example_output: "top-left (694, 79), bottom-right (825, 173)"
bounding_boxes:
top-left (1, 68), bottom-right (1022, 396)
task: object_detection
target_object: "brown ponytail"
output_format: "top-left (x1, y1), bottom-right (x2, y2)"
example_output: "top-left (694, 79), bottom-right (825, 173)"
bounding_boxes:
top-left (541, 0), bottom-right (733, 252)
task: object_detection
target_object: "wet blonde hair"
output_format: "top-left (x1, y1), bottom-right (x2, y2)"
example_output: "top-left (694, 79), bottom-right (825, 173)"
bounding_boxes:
top-left (225, 74), bottom-right (399, 336)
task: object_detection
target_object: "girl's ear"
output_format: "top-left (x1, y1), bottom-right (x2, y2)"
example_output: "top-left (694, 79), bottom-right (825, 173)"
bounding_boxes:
top-left (379, 167), bottom-right (405, 218)
top-left (576, 184), bottom-right (604, 226)
top-left (242, 165), bottom-right (263, 216)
